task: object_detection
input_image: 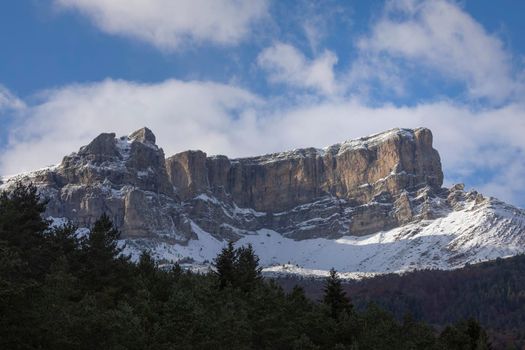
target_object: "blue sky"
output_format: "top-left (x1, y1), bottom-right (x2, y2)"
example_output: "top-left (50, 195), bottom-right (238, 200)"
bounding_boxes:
top-left (0, 0), bottom-right (524, 207)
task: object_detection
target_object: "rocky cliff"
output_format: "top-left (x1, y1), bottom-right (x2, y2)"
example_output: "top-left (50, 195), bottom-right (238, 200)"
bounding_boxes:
top-left (2, 127), bottom-right (524, 275)
top-left (169, 127), bottom-right (442, 212)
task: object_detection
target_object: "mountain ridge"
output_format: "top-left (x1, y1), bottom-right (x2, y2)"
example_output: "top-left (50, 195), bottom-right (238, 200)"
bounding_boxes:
top-left (1, 127), bottom-right (524, 277)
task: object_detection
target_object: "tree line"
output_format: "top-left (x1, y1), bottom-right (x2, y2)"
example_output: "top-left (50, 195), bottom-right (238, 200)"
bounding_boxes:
top-left (0, 183), bottom-right (491, 349)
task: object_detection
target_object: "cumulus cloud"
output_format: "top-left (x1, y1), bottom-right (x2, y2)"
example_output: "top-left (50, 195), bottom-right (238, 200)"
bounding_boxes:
top-left (2, 78), bottom-right (525, 207)
top-left (53, 0), bottom-right (268, 50)
top-left (258, 42), bottom-right (339, 96)
top-left (356, 0), bottom-right (520, 102)
top-left (0, 85), bottom-right (25, 112)
top-left (0, 79), bottom-right (260, 174)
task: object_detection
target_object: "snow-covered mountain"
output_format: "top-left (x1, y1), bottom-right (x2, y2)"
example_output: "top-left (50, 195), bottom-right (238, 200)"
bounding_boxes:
top-left (1, 127), bottom-right (524, 278)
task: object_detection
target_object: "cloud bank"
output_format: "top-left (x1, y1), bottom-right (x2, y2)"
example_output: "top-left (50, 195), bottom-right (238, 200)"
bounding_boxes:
top-left (355, 0), bottom-right (521, 103)
top-left (54, 0), bottom-right (268, 50)
top-left (258, 42), bottom-right (339, 96)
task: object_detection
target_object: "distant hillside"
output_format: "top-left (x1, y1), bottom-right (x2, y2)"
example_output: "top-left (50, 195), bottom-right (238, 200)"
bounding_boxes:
top-left (276, 255), bottom-right (525, 349)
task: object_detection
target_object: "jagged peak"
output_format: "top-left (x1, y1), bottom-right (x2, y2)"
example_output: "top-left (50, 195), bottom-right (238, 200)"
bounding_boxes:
top-left (78, 132), bottom-right (119, 158)
top-left (128, 127), bottom-right (156, 145)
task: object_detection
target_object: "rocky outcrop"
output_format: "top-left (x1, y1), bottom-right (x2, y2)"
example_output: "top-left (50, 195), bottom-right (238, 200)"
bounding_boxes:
top-left (6, 127), bottom-right (188, 241)
top-left (166, 150), bottom-right (209, 201)
top-left (1, 127), bottom-right (449, 241)
top-left (169, 128), bottom-right (442, 213)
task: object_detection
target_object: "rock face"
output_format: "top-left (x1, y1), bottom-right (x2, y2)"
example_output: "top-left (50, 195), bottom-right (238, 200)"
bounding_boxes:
top-left (166, 150), bottom-right (209, 201)
top-left (166, 127), bottom-right (443, 238)
top-left (170, 128), bottom-right (442, 214)
top-left (0, 127), bottom-right (490, 242)
top-left (3, 126), bottom-right (525, 274)
top-left (16, 127), bottom-right (187, 241)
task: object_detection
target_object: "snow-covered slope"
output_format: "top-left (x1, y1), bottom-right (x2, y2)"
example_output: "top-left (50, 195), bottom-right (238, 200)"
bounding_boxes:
top-left (122, 194), bottom-right (525, 279)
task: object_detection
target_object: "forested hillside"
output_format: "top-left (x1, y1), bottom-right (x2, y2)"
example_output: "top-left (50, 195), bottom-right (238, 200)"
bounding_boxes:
top-left (278, 256), bottom-right (525, 349)
top-left (1, 183), bottom-right (491, 349)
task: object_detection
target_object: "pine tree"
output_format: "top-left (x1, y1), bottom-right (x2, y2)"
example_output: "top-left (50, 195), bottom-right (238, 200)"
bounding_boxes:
top-left (48, 222), bottom-right (80, 265)
top-left (0, 182), bottom-right (53, 277)
top-left (79, 213), bottom-right (127, 292)
top-left (323, 268), bottom-right (352, 319)
top-left (214, 241), bottom-right (236, 289)
top-left (0, 183), bottom-right (52, 347)
top-left (464, 319), bottom-right (491, 350)
top-left (235, 243), bottom-right (262, 292)
top-left (83, 213), bottom-right (122, 259)
top-left (0, 182), bottom-right (48, 247)
top-left (137, 251), bottom-right (157, 277)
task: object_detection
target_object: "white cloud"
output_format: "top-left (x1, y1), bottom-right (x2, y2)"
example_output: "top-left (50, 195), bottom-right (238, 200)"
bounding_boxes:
top-left (258, 42), bottom-right (339, 96)
top-left (357, 0), bottom-right (520, 102)
top-left (1, 79), bottom-right (260, 174)
top-left (345, 55), bottom-right (407, 98)
top-left (2, 78), bottom-right (525, 207)
top-left (479, 160), bottom-right (525, 207)
top-left (54, 0), bottom-right (268, 50)
top-left (0, 85), bottom-right (25, 112)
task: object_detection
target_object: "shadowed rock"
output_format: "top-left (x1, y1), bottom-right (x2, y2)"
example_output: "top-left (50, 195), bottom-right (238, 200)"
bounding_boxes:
top-left (77, 132), bottom-right (119, 163)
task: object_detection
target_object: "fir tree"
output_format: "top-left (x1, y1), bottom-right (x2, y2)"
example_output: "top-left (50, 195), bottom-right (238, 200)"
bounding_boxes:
top-left (0, 182), bottom-right (48, 246)
top-left (137, 251), bottom-right (157, 278)
top-left (83, 213), bottom-right (122, 259)
top-left (214, 241), bottom-right (236, 289)
top-left (323, 268), bottom-right (352, 319)
top-left (235, 243), bottom-right (262, 292)
top-left (79, 213), bottom-right (128, 293)
top-left (0, 182), bottom-right (52, 277)
top-left (47, 222), bottom-right (80, 265)
top-left (439, 319), bottom-right (492, 350)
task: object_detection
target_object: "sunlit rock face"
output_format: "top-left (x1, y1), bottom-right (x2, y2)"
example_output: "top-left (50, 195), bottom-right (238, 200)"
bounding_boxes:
top-left (0, 127), bottom-right (476, 242)
top-left (165, 127), bottom-right (444, 238)
top-left (4, 126), bottom-right (525, 275)
top-left (221, 127), bottom-right (441, 213)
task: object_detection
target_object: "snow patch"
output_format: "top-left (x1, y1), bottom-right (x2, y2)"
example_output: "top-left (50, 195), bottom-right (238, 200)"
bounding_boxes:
top-left (123, 198), bottom-right (525, 279)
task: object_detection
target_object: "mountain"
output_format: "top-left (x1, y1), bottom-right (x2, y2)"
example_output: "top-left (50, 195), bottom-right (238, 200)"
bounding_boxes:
top-left (1, 127), bottom-right (524, 276)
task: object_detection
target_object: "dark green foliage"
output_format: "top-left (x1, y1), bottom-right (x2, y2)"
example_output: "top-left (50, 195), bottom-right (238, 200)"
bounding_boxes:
top-left (214, 242), bottom-right (262, 292)
top-left (324, 268), bottom-right (352, 319)
top-left (326, 256), bottom-right (525, 349)
top-left (0, 182), bottom-right (48, 244)
top-left (0, 183), bottom-right (495, 349)
top-left (439, 319), bottom-right (491, 350)
top-left (214, 241), bottom-right (236, 289)
top-left (78, 213), bottom-right (131, 294)
top-left (0, 182), bottom-right (52, 278)
top-left (235, 243), bottom-right (262, 292)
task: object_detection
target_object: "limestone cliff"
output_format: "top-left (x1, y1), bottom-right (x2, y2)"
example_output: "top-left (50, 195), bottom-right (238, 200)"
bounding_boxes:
top-left (170, 127), bottom-right (442, 212)
top-left (0, 127), bottom-right (453, 241)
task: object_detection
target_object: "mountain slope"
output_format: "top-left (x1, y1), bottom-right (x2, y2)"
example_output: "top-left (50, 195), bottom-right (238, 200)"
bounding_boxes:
top-left (275, 254), bottom-right (525, 349)
top-left (1, 127), bottom-right (524, 276)
top-left (123, 193), bottom-right (525, 277)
